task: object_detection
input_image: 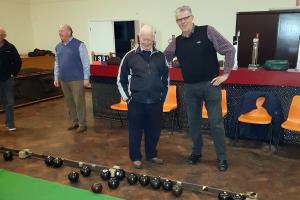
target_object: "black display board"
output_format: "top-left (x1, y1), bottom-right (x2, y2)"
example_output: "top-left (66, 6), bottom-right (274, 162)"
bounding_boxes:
top-left (114, 21), bottom-right (135, 58)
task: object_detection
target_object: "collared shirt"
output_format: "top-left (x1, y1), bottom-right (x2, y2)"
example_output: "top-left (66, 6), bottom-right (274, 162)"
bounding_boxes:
top-left (54, 37), bottom-right (90, 80)
top-left (140, 47), bottom-right (153, 63)
top-left (164, 25), bottom-right (235, 74)
top-left (181, 24), bottom-right (195, 38)
top-left (140, 47), bottom-right (153, 52)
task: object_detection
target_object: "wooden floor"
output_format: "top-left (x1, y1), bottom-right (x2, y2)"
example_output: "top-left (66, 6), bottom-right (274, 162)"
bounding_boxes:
top-left (0, 91), bottom-right (299, 200)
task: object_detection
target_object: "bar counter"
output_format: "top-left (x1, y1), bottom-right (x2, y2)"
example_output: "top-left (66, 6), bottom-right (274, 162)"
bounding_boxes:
top-left (90, 61), bottom-right (300, 143)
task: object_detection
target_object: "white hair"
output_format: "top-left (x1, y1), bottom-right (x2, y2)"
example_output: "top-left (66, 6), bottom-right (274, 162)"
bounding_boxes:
top-left (139, 24), bottom-right (155, 38)
top-left (59, 24), bottom-right (73, 35)
top-left (0, 27), bottom-right (6, 35)
top-left (175, 5), bottom-right (193, 16)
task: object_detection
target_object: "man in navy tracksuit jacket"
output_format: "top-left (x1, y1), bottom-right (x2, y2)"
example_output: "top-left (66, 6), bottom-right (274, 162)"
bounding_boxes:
top-left (117, 25), bottom-right (169, 169)
top-left (0, 27), bottom-right (21, 131)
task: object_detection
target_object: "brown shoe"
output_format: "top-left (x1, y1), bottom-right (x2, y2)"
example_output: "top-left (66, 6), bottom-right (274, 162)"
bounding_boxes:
top-left (148, 157), bottom-right (164, 165)
top-left (133, 161), bottom-right (143, 169)
top-left (67, 124), bottom-right (79, 131)
top-left (76, 126), bottom-right (87, 133)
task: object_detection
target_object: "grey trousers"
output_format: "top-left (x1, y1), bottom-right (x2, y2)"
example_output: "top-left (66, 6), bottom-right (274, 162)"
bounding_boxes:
top-left (60, 80), bottom-right (87, 127)
top-left (184, 81), bottom-right (227, 160)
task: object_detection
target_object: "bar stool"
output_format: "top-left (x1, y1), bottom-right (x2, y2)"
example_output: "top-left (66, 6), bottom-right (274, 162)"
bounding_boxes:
top-left (202, 89), bottom-right (228, 118)
top-left (281, 95), bottom-right (300, 150)
top-left (110, 99), bottom-right (128, 127)
top-left (163, 85), bottom-right (180, 134)
top-left (236, 97), bottom-right (273, 149)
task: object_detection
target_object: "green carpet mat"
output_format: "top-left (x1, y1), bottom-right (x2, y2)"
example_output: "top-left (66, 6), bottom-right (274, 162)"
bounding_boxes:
top-left (0, 169), bottom-right (121, 200)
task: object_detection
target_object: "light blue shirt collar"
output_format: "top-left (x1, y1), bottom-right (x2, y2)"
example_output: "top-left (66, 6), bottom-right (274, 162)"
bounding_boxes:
top-left (62, 36), bottom-right (74, 45)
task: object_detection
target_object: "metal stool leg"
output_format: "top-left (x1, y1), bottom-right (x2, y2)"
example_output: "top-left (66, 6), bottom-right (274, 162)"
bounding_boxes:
top-left (117, 111), bottom-right (123, 127)
top-left (268, 123), bottom-right (273, 151)
top-left (223, 116), bottom-right (228, 135)
top-left (276, 129), bottom-right (280, 153)
top-left (171, 111), bottom-right (175, 135)
top-left (109, 110), bottom-right (114, 129)
top-left (176, 110), bottom-right (181, 129)
top-left (234, 121), bottom-right (240, 146)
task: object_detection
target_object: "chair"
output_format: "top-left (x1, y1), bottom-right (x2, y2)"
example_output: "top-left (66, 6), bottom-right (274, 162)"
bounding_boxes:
top-left (110, 98), bottom-right (128, 127)
top-left (202, 89), bottom-right (228, 118)
top-left (236, 97), bottom-right (273, 149)
top-left (281, 95), bottom-right (300, 132)
top-left (281, 95), bottom-right (300, 148)
top-left (163, 85), bottom-right (180, 134)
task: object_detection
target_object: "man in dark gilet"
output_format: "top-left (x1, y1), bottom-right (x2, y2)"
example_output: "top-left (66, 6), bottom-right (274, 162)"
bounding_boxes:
top-left (165, 5), bottom-right (235, 171)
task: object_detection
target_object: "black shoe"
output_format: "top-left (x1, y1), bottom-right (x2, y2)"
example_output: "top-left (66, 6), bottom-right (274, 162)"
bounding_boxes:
top-left (217, 160), bottom-right (228, 172)
top-left (148, 157), bottom-right (164, 165)
top-left (67, 124), bottom-right (79, 131)
top-left (187, 154), bottom-right (201, 165)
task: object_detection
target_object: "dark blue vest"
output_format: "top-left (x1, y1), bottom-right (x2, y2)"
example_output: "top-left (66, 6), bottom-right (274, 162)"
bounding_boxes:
top-left (175, 25), bottom-right (219, 83)
top-left (56, 38), bottom-right (84, 81)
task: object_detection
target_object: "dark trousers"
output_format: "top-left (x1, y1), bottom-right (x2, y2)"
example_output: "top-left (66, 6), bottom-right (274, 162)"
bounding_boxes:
top-left (128, 101), bottom-right (162, 161)
top-left (0, 77), bottom-right (15, 128)
top-left (184, 81), bottom-right (227, 160)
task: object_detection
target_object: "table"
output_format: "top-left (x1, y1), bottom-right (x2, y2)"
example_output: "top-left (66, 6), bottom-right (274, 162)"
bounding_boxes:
top-left (0, 68), bottom-right (62, 112)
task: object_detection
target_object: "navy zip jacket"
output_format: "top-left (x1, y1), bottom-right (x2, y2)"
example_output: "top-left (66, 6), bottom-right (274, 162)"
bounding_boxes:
top-left (0, 40), bottom-right (22, 81)
top-left (117, 47), bottom-right (169, 104)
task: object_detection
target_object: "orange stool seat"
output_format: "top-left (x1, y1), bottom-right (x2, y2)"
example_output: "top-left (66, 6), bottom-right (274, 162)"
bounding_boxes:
top-left (202, 89), bottom-right (228, 119)
top-left (110, 99), bottom-right (128, 111)
top-left (163, 85), bottom-right (179, 134)
top-left (281, 95), bottom-right (300, 132)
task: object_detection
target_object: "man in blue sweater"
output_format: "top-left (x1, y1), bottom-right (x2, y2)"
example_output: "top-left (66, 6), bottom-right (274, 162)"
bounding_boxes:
top-left (53, 24), bottom-right (90, 133)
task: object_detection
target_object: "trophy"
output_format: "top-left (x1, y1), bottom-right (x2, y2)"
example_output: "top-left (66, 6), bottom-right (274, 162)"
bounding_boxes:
top-left (249, 33), bottom-right (260, 69)
top-left (168, 34), bottom-right (176, 44)
top-left (233, 30), bottom-right (240, 70)
top-left (296, 36), bottom-right (300, 70)
top-left (130, 39), bottom-right (135, 49)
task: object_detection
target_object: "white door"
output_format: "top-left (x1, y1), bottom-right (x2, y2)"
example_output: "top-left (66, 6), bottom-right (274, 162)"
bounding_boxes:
top-left (88, 20), bottom-right (115, 54)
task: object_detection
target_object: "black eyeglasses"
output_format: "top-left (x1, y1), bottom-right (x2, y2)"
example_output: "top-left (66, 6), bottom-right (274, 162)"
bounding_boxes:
top-left (176, 15), bottom-right (192, 23)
